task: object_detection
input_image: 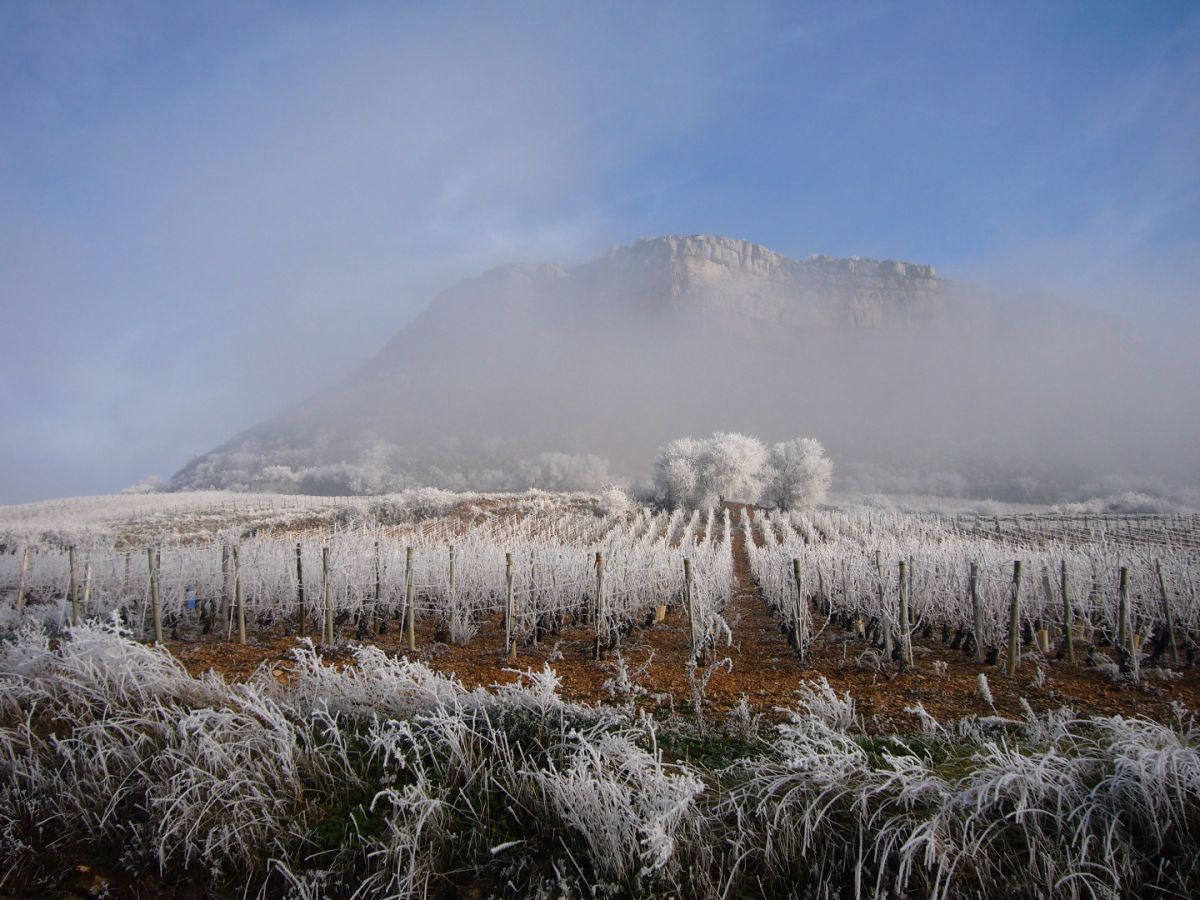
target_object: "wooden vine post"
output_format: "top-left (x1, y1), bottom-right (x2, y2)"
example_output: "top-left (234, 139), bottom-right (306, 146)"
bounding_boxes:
top-left (877, 550), bottom-right (893, 659)
top-left (791, 558), bottom-right (805, 660)
top-left (898, 560), bottom-right (913, 668)
top-left (505, 552), bottom-right (517, 660)
top-left (322, 544), bottom-right (333, 646)
top-left (1038, 570), bottom-right (1054, 655)
top-left (1155, 559), bottom-right (1180, 665)
top-left (16, 546), bottom-right (30, 612)
top-left (220, 543), bottom-right (231, 629)
top-left (448, 544), bottom-right (458, 640)
top-left (594, 552), bottom-right (607, 660)
top-left (1006, 560), bottom-right (1022, 677)
top-left (404, 546), bottom-right (415, 651)
top-left (68, 545), bottom-right (79, 627)
top-left (235, 545), bottom-right (246, 645)
top-left (529, 551), bottom-right (539, 646)
top-left (1118, 566), bottom-right (1137, 679)
top-left (1060, 560), bottom-right (1075, 663)
top-left (372, 539), bottom-right (382, 636)
top-left (1116, 565), bottom-right (1127, 661)
top-left (148, 546), bottom-right (163, 644)
top-left (970, 561), bottom-right (984, 664)
top-left (82, 561), bottom-right (93, 618)
top-left (684, 556), bottom-right (700, 662)
top-left (295, 542), bottom-right (305, 635)
top-left (907, 556), bottom-right (915, 631)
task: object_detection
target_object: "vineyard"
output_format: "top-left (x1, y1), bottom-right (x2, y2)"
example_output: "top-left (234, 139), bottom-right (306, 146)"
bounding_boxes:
top-left (2, 496), bottom-right (734, 664)
top-left (1, 490), bottom-right (1199, 897)
top-left (3, 493), bottom-right (1197, 691)
top-left (752, 507), bottom-right (1200, 677)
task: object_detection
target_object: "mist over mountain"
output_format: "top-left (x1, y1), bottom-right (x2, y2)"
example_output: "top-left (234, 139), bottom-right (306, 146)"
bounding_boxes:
top-left (170, 236), bottom-right (1199, 506)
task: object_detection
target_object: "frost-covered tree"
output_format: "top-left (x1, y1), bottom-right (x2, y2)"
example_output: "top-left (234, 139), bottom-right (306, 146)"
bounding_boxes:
top-left (704, 432), bottom-right (768, 504)
top-left (653, 432), bottom-right (767, 508)
top-left (653, 438), bottom-right (707, 508)
top-left (762, 438), bottom-right (832, 510)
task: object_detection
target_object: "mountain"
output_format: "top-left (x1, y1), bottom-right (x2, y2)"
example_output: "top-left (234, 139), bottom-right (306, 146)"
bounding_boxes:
top-left (170, 236), bottom-right (953, 494)
top-left (171, 235), bottom-right (1182, 502)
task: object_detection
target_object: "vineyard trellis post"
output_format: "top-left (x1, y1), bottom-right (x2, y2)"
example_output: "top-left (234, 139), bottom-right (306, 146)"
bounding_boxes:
top-left (877, 550), bottom-right (893, 659)
top-left (594, 552), bottom-right (606, 660)
top-left (322, 544), bottom-right (332, 646)
top-left (506, 552), bottom-right (517, 660)
top-left (791, 557), bottom-right (805, 661)
top-left (16, 546), bottom-right (30, 612)
top-left (149, 546), bottom-right (163, 644)
top-left (82, 561), bottom-right (93, 618)
top-left (1118, 566), bottom-right (1137, 679)
top-left (1061, 560), bottom-right (1075, 664)
top-left (1155, 559), bottom-right (1179, 665)
top-left (530, 551), bottom-right (538, 646)
top-left (68, 545), bottom-right (79, 627)
top-left (1116, 566), bottom-right (1127, 662)
top-left (1038, 570), bottom-right (1054, 655)
top-left (235, 545), bottom-right (246, 645)
top-left (404, 546), bottom-right (415, 651)
top-left (898, 560), bottom-right (913, 668)
top-left (372, 539), bottom-right (382, 636)
top-left (295, 542), bottom-right (305, 636)
top-left (1006, 560), bottom-right (1022, 677)
top-left (970, 561), bottom-right (983, 664)
top-left (220, 543), bottom-right (231, 628)
top-left (907, 556), bottom-right (915, 632)
top-left (448, 544), bottom-right (458, 641)
top-left (683, 556), bottom-right (698, 660)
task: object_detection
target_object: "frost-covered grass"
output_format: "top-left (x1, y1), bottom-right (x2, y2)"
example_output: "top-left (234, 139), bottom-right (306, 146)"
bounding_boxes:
top-left (1, 624), bottom-right (1198, 898)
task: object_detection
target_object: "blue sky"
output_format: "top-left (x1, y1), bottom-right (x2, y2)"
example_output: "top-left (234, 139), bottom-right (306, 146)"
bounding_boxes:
top-left (1, 1), bottom-right (1197, 502)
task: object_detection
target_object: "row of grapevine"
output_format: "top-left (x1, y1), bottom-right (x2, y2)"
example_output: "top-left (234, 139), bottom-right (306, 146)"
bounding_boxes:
top-left (748, 507), bottom-right (1200, 671)
top-left (0, 506), bottom-right (735, 660)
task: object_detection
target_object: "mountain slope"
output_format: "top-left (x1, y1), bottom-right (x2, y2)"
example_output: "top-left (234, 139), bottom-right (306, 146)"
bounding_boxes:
top-left (171, 235), bottom-right (1182, 501)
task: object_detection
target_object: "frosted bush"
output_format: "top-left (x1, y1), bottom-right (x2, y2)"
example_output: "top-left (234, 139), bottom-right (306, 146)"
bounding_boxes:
top-left (596, 485), bottom-right (631, 518)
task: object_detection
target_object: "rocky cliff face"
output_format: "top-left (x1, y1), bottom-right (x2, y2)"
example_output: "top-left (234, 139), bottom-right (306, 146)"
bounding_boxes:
top-left (170, 236), bottom-right (949, 494)
top-left (597, 235), bottom-right (939, 325)
top-left (545, 234), bottom-right (941, 328)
